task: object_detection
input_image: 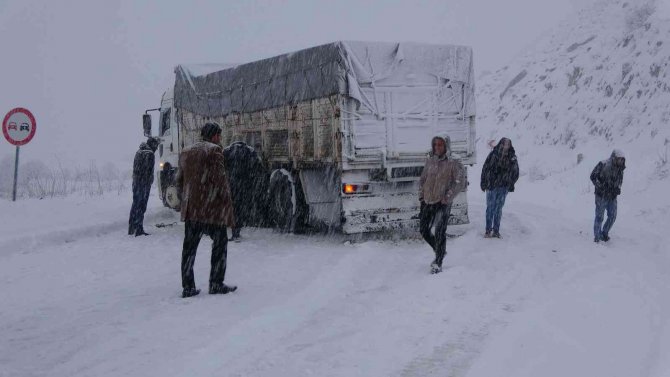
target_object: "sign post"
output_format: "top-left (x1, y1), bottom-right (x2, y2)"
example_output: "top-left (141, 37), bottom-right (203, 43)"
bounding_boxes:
top-left (2, 108), bottom-right (37, 201)
top-left (12, 146), bottom-right (20, 201)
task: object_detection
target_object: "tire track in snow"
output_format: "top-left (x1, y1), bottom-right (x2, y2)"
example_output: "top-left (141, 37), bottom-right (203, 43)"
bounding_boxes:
top-left (394, 204), bottom-right (590, 377)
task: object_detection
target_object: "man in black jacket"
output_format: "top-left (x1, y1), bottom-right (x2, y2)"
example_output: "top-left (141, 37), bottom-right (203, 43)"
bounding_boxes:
top-left (590, 150), bottom-right (626, 243)
top-left (223, 141), bottom-right (264, 241)
top-left (480, 138), bottom-right (519, 238)
top-left (128, 137), bottom-right (159, 236)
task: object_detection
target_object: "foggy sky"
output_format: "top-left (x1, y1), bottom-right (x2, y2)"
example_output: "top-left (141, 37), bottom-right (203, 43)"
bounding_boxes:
top-left (0, 0), bottom-right (588, 168)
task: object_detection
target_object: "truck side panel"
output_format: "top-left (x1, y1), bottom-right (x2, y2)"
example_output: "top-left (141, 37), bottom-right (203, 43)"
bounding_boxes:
top-left (177, 95), bottom-right (343, 168)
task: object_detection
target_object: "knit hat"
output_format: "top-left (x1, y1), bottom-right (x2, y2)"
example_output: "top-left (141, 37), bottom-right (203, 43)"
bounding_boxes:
top-left (146, 137), bottom-right (160, 150)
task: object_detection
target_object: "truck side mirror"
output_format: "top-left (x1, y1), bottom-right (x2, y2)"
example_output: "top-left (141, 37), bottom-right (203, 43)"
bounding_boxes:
top-left (143, 114), bottom-right (152, 137)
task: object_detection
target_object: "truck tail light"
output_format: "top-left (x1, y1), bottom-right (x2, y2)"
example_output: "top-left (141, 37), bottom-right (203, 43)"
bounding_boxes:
top-left (342, 184), bottom-right (370, 195)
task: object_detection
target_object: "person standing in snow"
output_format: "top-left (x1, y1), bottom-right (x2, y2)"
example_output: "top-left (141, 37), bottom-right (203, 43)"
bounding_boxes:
top-left (128, 137), bottom-right (159, 236)
top-left (590, 150), bottom-right (626, 243)
top-left (176, 123), bottom-right (237, 298)
top-left (223, 141), bottom-right (264, 242)
top-left (480, 137), bottom-right (519, 238)
top-left (419, 136), bottom-right (466, 274)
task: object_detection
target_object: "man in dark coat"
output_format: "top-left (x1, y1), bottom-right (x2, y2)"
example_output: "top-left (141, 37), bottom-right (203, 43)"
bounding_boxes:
top-left (176, 123), bottom-right (237, 298)
top-left (128, 137), bottom-right (159, 236)
top-left (223, 141), bottom-right (263, 242)
top-left (480, 137), bottom-right (519, 238)
top-left (419, 136), bottom-right (466, 274)
top-left (590, 149), bottom-right (626, 243)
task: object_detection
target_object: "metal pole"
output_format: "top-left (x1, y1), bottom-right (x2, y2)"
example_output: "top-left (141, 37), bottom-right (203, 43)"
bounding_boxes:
top-left (12, 146), bottom-right (19, 201)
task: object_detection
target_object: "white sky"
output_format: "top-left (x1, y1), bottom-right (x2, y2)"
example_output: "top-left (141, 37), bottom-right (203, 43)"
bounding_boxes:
top-left (0, 0), bottom-right (589, 167)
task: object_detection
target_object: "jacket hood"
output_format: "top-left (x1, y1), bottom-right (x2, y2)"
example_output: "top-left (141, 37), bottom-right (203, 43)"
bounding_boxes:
top-left (494, 137), bottom-right (516, 156)
top-left (609, 149), bottom-right (626, 169)
top-left (430, 135), bottom-right (451, 158)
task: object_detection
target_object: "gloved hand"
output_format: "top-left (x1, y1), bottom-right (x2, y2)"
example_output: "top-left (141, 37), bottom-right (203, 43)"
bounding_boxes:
top-left (614, 187), bottom-right (621, 196)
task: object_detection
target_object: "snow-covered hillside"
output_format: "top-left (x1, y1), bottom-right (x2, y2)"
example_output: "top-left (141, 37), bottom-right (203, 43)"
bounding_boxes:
top-left (478, 0), bottom-right (670, 185)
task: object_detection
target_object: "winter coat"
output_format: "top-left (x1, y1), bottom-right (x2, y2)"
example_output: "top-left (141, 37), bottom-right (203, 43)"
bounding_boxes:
top-left (419, 136), bottom-right (467, 205)
top-left (132, 142), bottom-right (155, 188)
top-left (590, 150), bottom-right (626, 200)
top-left (223, 142), bottom-right (263, 201)
top-left (223, 142), bottom-right (265, 224)
top-left (176, 141), bottom-right (235, 227)
top-left (480, 138), bottom-right (520, 192)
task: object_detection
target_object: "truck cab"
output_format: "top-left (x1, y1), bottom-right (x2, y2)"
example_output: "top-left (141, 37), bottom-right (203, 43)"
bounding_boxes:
top-left (154, 88), bottom-right (180, 209)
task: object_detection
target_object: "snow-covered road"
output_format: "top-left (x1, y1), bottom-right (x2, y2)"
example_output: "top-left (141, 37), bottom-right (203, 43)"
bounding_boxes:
top-left (1, 190), bottom-right (669, 377)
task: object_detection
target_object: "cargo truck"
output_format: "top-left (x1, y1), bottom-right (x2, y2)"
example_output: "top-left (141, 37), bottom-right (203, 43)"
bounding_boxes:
top-left (143, 41), bottom-right (476, 234)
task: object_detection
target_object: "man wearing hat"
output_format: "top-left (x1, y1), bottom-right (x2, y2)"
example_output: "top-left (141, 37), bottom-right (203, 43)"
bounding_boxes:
top-left (128, 137), bottom-right (160, 236)
top-left (176, 123), bottom-right (237, 298)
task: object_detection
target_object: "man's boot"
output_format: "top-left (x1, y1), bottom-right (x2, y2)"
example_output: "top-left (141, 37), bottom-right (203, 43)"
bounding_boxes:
top-left (182, 287), bottom-right (201, 298)
top-left (135, 228), bottom-right (150, 236)
top-left (209, 283), bottom-right (237, 295)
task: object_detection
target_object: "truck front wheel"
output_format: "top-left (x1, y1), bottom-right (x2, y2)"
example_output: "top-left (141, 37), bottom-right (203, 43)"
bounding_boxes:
top-left (163, 185), bottom-right (181, 210)
top-left (160, 164), bottom-right (180, 210)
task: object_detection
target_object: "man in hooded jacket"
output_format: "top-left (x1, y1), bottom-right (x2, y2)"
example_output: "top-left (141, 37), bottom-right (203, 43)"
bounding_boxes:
top-left (590, 150), bottom-right (626, 243)
top-left (419, 136), bottom-right (466, 274)
top-left (480, 137), bottom-right (519, 238)
top-left (128, 137), bottom-right (159, 236)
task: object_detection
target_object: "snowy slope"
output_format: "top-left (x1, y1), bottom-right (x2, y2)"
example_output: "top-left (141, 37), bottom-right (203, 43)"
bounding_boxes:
top-left (477, 0), bottom-right (670, 186)
top-left (467, 1), bottom-right (670, 375)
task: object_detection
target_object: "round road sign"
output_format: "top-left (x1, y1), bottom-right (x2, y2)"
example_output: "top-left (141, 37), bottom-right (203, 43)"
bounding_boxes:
top-left (3, 108), bottom-right (36, 146)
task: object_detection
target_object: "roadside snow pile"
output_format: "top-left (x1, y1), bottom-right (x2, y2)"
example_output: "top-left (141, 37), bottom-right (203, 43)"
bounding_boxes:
top-left (0, 192), bottom-right (169, 257)
top-left (477, 0), bottom-right (670, 189)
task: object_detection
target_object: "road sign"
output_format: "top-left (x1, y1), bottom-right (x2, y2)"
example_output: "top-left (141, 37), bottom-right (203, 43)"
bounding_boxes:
top-left (3, 107), bottom-right (36, 146)
top-left (3, 107), bottom-right (36, 201)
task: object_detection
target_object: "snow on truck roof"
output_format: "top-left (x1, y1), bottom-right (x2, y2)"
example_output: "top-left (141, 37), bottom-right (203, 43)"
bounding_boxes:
top-left (174, 41), bottom-right (475, 118)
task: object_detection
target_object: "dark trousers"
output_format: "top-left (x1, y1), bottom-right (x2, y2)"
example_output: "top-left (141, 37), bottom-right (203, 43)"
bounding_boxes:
top-left (129, 184), bottom-right (151, 234)
top-left (419, 202), bottom-right (452, 267)
top-left (485, 187), bottom-right (508, 233)
top-left (231, 195), bottom-right (246, 238)
top-left (181, 221), bottom-right (228, 289)
top-left (594, 195), bottom-right (617, 240)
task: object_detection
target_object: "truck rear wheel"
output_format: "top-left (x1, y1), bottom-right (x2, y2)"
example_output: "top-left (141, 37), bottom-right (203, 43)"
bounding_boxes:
top-left (268, 169), bottom-right (296, 232)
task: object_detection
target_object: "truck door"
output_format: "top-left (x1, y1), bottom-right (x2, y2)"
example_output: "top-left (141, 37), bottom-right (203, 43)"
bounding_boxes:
top-left (351, 81), bottom-right (469, 160)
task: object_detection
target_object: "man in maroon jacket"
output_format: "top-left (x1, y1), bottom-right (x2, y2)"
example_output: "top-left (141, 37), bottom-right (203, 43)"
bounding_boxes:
top-left (176, 123), bottom-right (237, 298)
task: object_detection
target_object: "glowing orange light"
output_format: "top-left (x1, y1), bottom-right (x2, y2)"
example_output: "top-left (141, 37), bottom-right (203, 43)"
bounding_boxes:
top-left (343, 184), bottom-right (357, 194)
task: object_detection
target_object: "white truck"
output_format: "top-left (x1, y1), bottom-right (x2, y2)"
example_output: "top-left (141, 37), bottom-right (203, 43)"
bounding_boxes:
top-left (144, 41), bottom-right (476, 234)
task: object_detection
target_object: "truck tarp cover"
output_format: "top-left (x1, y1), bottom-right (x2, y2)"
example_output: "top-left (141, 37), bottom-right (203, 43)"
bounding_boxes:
top-left (174, 41), bottom-right (475, 118)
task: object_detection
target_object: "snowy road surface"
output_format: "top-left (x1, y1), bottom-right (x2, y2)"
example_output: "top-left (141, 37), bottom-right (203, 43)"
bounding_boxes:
top-left (1, 190), bottom-right (669, 377)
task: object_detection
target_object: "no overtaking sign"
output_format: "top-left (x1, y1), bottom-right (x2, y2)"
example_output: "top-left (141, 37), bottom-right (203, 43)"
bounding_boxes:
top-left (3, 107), bottom-right (37, 201)
top-left (3, 107), bottom-right (36, 146)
